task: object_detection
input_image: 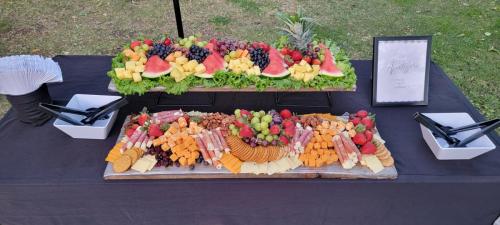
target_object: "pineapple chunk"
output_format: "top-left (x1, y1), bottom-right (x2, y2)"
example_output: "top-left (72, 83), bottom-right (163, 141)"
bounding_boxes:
top-left (114, 68), bottom-right (126, 79)
top-left (124, 70), bottom-right (133, 79)
top-left (173, 51), bottom-right (183, 57)
top-left (195, 64), bottom-right (206, 74)
top-left (132, 72), bottom-right (142, 82)
top-left (134, 65), bottom-right (145, 73)
top-left (139, 57), bottom-right (147, 64)
top-left (175, 56), bottom-right (188, 65)
top-left (125, 61), bottom-right (136, 71)
top-left (183, 60), bottom-right (198, 72)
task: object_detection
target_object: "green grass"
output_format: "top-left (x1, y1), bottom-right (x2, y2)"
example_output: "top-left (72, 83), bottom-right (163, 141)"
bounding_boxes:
top-left (210, 16), bottom-right (231, 26)
top-left (0, 0), bottom-right (498, 120)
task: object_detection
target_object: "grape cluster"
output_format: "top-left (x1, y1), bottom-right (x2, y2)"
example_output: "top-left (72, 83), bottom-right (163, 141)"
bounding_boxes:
top-left (147, 145), bottom-right (204, 169)
top-left (214, 39), bottom-right (248, 56)
top-left (269, 110), bottom-right (283, 126)
top-left (147, 43), bottom-right (175, 59)
top-left (147, 145), bottom-right (175, 167)
top-left (304, 43), bottom-right (322, 60)
top-left (187, 45), bottom-right (210, 63)
top-left (249, 48), bottom-right (270, 70)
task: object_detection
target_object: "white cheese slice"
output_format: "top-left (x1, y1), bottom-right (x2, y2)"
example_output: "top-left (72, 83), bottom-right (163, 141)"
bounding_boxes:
top-left (361, 154), bottom-right (384, 174)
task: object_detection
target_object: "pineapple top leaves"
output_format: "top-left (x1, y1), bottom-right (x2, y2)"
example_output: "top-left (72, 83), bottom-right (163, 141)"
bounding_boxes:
top-left (276, 9), bottom-right (316, 51)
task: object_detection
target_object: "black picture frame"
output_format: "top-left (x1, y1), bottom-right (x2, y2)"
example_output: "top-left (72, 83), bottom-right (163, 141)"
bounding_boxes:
top-left (372, 36), bottom-right (432, 106)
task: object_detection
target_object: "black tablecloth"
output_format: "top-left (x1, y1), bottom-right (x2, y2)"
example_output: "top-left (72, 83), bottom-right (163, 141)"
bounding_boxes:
top-left (0, 55), bottom-right (498, 225)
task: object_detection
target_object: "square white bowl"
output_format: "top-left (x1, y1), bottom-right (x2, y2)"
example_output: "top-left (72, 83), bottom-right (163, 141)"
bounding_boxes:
top-left (53, 94), bottom-right (121, 139)
top-left (420, 113), bottom-right (497, 160)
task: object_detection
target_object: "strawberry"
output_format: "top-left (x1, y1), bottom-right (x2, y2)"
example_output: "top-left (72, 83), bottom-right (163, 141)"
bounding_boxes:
top-left (352, 133), bottom-right (367, 145)
top-left (354, 124), bottom-right (366, 133)
top-left (163, 38), bottom-right (172, 45)
top-left (360, 142), bottom-right (376, 154)
top-left (130, 40), bottom-right (142, 50)
top-left (280, 47), bottom-right (290, 56)
top-left (282, 119), bottom-right (294, 129)
top-left (290, 50), bottom-right (303, 61)
top-left (365, 130), bottom-right (373, 141)
top-left (290, 115), bottom-right (299, 123)
top-left (284, 55), bottom-right (294, 67)
top-left (239, 126), bottom-right (253, 138)
top-left (361, 117), bottom-right (374, 130)
top-left (284, 126), bottom-right (296, 137)
top-left (234, 118), bottom-right (246, 128)
top-left (148, 124), bottom-right (163, 138)
top-left (126, 128), bottom-right (136, 138)
top-left (270, 125), bottom-right (281, 135)
top-left (240, 109), bottom-right (252, 118)
top-left (303, 56), bottom-right (312, 64)
top-left (144, 39), bottom-right (153, 46)
top-left (279, 109), bottom-right (292, 119)
top-left (137, 113), bottom-right (149, 126)
top-left (351, 117), bottom-right (361, 126)
top-left (279, 136), bottom-right (289, 145)
top-left (312, 59), bottom-right (321, 65)
top-left (356, 110), bottom-right (368, 118)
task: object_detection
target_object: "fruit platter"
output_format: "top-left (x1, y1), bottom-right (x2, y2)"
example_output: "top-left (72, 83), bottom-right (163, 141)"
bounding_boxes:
top-left (107, 11), bottom-right (357, 95)
top-left (103, 109), bottom-right (397, 180)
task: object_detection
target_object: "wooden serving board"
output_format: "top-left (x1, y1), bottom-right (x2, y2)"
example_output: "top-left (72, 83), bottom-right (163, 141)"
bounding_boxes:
top-left (108, 81), bottom-right (356, 93)
top-left (103, 116), bottom-right (397, 180)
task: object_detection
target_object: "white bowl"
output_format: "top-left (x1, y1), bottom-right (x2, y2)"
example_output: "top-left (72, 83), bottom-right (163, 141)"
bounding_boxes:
top-left (53, 94), bottom-right (121, 139)
top-left (420, 113), bottom-right (497, 160)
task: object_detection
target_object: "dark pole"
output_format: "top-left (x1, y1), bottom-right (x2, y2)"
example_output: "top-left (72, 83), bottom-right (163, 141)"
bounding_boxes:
top-left (172, 0), bottom-right (184, 38)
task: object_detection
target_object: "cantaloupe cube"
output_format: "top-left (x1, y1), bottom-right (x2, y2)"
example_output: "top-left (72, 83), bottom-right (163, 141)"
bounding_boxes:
top-left (313, 143), bottom-right (321, 149)
top-left (321, 142), bottom-right (328, 149)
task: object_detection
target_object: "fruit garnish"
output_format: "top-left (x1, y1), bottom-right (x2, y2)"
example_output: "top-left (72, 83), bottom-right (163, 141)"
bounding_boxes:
top-left (280, 109), bottom-right (292, 119)
top-left (360, 142), bottom-right (376, 154)
top-left (352, 133), bottom-right (367, 145)
top-left (138, 113), bottom-right (149, 126)
top-left (148, 124), bottom-right (163, 138)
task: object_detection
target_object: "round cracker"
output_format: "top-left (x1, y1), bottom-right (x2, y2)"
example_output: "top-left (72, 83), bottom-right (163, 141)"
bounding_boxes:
top-left (113, 155), bottom-right (132, 173)
top-left (124, 149), bottom-right (139, 163)
top-left (381, 156), bottom-right (394, 167)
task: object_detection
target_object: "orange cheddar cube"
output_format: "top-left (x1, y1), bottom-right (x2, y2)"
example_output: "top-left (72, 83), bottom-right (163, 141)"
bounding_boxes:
top-left (179, 157), bottom-right (187, 166)
top-left (170, 153), bottom-right (179, 161)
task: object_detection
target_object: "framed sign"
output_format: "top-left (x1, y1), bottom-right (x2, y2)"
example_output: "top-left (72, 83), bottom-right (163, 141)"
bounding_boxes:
top-left (372, 36), bottom-right (432, 106)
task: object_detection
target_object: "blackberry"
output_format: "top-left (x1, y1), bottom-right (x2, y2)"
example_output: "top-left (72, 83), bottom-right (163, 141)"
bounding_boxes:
top-left (187, 45), bottom-right (210, 63)
top-left (249, 47), bottom-right (270, 70)
top-left (147, 43), bottom-right (174, 59)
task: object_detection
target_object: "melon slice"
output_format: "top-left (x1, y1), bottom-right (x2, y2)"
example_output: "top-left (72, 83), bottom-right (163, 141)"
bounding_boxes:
top-left (142, 55), bottom-right (172, 78)
top-left (261, 47), bottom-right (290, 78)
top-left (319, 44), bottom-right (344, 77)
top-left (197, 43), bottom-right (226, 78)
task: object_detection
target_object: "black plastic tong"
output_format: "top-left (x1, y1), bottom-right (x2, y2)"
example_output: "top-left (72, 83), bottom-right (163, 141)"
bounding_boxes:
top-left (39, 97), bottom-right (128, 126)
top-left (414, 112), bottom-right (499, 147)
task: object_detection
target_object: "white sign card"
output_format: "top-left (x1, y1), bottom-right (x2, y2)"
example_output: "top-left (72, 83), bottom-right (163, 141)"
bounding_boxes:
top-left (372, 36), bottom-right (431, 106)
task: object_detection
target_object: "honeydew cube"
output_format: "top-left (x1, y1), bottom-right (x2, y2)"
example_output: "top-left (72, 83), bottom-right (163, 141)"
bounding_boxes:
top-left (125, 61), bottom-right (136, 71)
top-left (132, 72), bottom-right (142, 82)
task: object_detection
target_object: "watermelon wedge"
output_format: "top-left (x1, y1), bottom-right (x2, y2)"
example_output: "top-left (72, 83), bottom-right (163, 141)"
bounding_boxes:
top-left (319, 44), bottom-right (344, 77)
top-left (142, 55), bottom-right (172, 78)
top-left (261, 47), bottom-right (290, 78)
top-left (197, 42), bottom-right (226, 78)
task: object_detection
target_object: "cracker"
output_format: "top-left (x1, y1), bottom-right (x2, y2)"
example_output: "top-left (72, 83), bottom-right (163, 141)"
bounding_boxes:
top-left (381, 156), bottom-right (394, 167)
top-left (113, 155), bottom-right (132, 173)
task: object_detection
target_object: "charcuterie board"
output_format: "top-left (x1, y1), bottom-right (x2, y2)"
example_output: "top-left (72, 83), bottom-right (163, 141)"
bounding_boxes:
top-left (103, 111), bottom-right (397, 180)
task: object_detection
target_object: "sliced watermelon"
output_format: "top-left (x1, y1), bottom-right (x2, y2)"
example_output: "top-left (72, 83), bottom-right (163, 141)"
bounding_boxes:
top-left (261, 47), bottom-right (290, 78)
top-left (197, 43), bottom-right (226, 78)
top-left (319, 44), bottom-right (344, 77)
top-left (142, 55), bottom-right (172, 78)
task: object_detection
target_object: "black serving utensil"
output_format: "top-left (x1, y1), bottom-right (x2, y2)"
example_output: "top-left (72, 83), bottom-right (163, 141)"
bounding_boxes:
top-left (38, 97), bottom-right (128, 126)
top-left (453, 119), bottom-right (500, 147)
top-left (80, 97), bottom-right (128, 125)
top-left (413, 112), bottom-right (460, 145)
